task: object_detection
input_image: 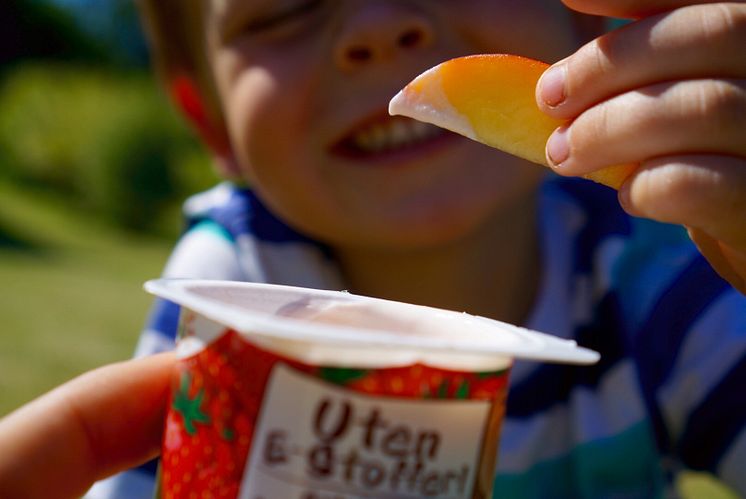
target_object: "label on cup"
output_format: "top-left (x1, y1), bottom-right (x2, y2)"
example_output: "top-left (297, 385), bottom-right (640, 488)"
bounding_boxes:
top-left (159, 326), bottom-right (508, 498)
top-left (241, 364), bottom-right (491, 498)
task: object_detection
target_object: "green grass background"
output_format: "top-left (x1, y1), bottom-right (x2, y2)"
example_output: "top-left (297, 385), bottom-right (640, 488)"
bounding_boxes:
top-left (0, 178), bottom-right (171, 414)
top-left (0, 178), bottom-right (737, 498)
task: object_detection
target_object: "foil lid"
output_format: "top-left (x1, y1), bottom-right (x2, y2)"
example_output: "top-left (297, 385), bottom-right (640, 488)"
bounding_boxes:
top-left (145, 279), bottom-right (600, 366)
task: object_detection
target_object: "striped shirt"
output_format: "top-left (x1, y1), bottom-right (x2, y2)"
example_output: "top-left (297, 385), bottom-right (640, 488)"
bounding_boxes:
top-left (88, 177), bottom-right (746, 499)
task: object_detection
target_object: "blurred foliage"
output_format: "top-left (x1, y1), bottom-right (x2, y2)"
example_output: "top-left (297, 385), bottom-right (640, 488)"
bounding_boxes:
top-left (33, 0), bottom-right (150, 66)
top-left (1, 0), bottom-right (110, 70)
top-left (86, 0), bottom-right (151, 66)
top-left (0, 0), bottom-right (217, 236)
top-left (0, 64), bottom-right (218, 235)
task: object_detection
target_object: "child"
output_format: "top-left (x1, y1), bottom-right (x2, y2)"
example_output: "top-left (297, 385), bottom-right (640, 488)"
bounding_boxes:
top-left (91, 0), bottom-right (746, 497)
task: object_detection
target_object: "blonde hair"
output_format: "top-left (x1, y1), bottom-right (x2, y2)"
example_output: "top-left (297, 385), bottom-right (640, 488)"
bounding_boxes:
top-left (136, 0), bottom-right (226, 147)
top-left (136, 0), bottom-right (208, 77)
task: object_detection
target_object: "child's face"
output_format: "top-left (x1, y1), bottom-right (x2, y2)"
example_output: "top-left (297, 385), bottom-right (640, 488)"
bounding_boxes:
top-left (202, 0), bottom-right (583, 249)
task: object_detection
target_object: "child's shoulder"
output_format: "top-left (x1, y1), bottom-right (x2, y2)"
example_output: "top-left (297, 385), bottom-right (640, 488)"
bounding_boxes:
top-left (173, 182), bottom-right (341, 289)
top-left (182, 182), bottom-right (315, 245)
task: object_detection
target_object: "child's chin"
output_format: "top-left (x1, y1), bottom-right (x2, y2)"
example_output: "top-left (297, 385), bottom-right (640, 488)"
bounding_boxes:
top-left (360, 208), bottom-right (500, 251)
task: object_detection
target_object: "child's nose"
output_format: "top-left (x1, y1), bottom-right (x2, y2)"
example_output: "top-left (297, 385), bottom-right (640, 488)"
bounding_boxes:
top-left (333, 2), bottom-right (434, 71)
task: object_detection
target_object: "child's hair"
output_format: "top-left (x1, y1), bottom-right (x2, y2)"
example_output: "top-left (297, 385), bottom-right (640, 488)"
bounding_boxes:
top-left (136, 0), bottom-right (231, 159)
top-left (136, 0), bottom-right (204, 81)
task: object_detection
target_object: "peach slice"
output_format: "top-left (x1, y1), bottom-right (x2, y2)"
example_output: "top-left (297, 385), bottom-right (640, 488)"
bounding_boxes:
top-left (389, 54), bottom-right (634, 189)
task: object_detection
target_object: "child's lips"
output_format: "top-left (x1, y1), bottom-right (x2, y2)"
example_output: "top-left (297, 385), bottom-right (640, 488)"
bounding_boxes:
top-left (329, 113), bottom-right (456, 162)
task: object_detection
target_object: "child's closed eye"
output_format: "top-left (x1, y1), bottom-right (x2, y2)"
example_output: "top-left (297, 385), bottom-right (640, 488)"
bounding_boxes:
top-left (223, 0), bottom-right (326, 41)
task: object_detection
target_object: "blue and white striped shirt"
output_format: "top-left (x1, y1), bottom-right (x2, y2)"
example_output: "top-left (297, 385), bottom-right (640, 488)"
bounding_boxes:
top-left (89, 176), bottom-right (746, 498)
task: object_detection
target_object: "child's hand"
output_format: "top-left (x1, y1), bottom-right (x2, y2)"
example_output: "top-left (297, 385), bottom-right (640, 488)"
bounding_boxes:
top-left (0, 353), bottom-right (175, 498)
top-left (537, 0), bottom-right (746, 294)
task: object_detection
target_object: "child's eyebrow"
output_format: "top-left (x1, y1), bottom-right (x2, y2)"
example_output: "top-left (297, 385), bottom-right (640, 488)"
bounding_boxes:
top-left (206, 0), bottom-right (245, 24)
top-left (207, 0), bottom-right (232, 21)
top-left (205, 0), bottom-right (256, 36)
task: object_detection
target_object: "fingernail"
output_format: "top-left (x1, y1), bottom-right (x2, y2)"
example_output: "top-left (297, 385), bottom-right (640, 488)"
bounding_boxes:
top-left (617, 177), bottom-right (641, 216)
top-left (539, 64), bottom-right (566, 107)
top-left (618, 182), bottom-right (631, 209)
top-left (546, 126), bottom-right (570, 167)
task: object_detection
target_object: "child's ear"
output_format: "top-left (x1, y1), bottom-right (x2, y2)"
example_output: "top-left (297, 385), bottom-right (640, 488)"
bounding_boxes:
top-left (169, 75), bottom-right (242, 179)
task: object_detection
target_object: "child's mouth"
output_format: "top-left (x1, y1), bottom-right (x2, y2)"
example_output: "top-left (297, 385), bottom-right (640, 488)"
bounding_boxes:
top-left (332, 114), bottom-right (450, 160)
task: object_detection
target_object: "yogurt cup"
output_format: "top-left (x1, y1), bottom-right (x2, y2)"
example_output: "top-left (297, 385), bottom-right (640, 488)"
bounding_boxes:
top-left (147, 279), bottom-right (598, 499)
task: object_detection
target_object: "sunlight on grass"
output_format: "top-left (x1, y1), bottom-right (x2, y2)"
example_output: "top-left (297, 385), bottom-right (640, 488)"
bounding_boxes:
top-left (0, 179), bottom-right (173, 415)
top-left (678, 472), bottom-right (737, 499)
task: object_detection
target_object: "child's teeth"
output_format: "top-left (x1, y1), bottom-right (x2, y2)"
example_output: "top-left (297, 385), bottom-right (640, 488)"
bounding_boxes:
top-left (370, 125), bottom-right (388, 151)
top-left (415, 121), bottom-right (435, 140)
top-left (354, 130), bottom-right (374, 150)
top-left (391, 120), bottom-right (411, 146)
top-left (354, 119), bottom-right (440, 153)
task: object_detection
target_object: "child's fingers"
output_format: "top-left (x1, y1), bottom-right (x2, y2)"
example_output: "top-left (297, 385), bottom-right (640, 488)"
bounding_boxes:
top-left (687, 227), bottom-right (746, 294)
top-left (538, 3), bottom-right (746, 119)
top-left (620, 155), bottom-right (746, 250)
top-left (0, 353), bottom-right (176, 499)
top-left (561, 0), bottom-right (742, 19)
top-left (620, 154), bottom-right (746, 293)
top-left (545, 79), bottom-right (746, 175)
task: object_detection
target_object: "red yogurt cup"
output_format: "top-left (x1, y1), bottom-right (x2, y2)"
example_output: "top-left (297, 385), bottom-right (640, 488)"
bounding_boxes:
top-left (146, 279), bottom-right (598, 498)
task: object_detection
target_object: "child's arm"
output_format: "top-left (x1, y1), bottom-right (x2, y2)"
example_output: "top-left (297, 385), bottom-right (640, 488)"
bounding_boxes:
top-left (537, 0), bottom-right (746, 294)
